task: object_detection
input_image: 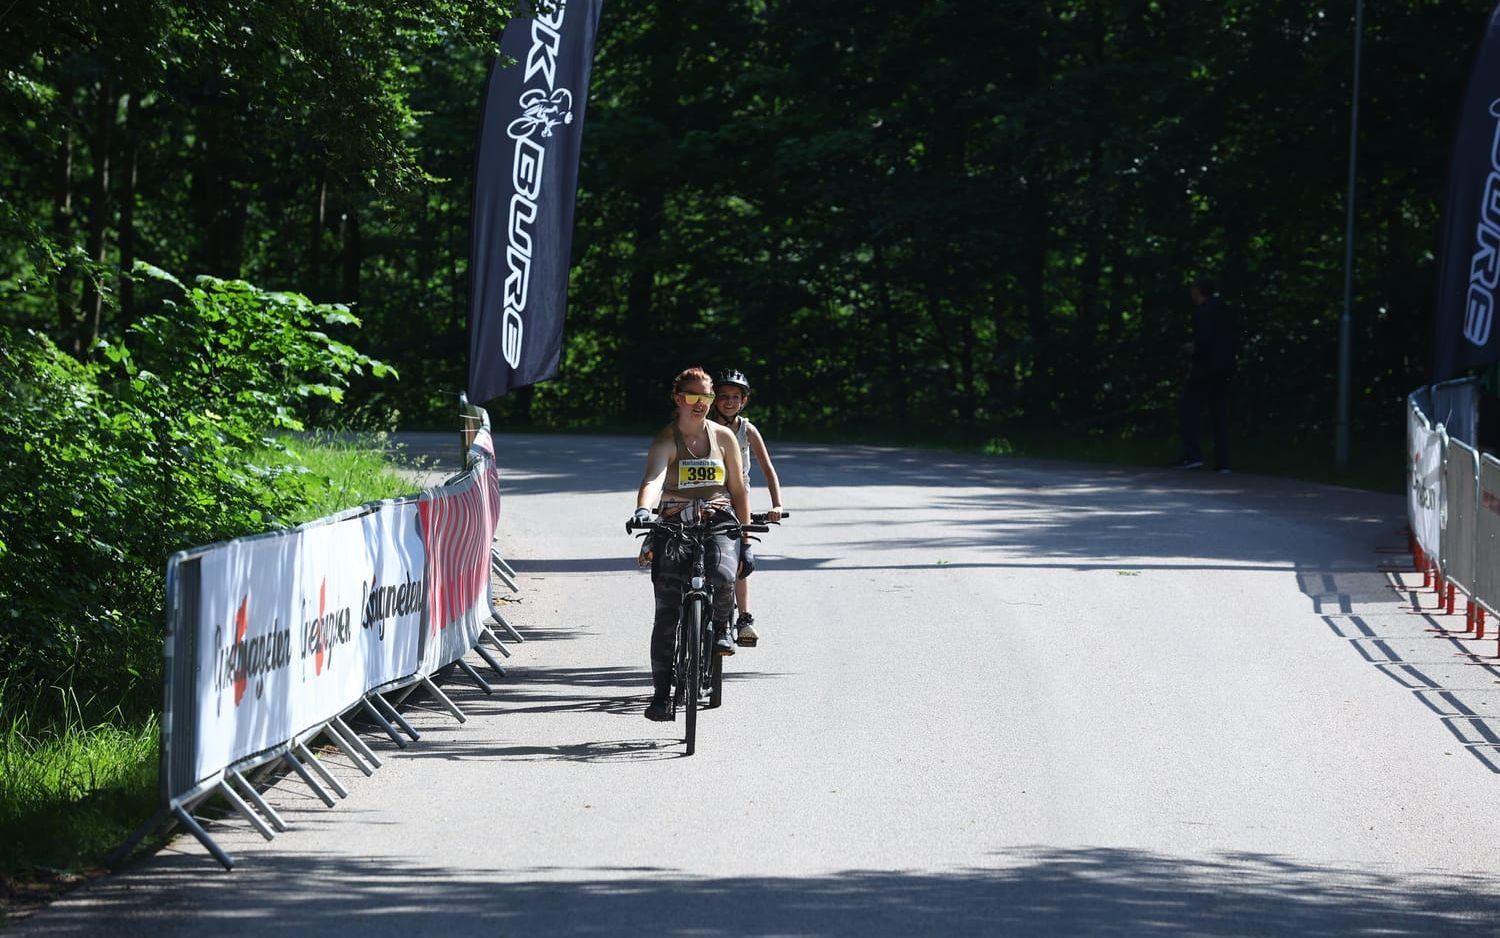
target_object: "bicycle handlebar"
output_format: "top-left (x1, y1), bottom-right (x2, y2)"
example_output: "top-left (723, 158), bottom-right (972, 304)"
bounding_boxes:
top-left (626, 517), bottom-right (775, 535)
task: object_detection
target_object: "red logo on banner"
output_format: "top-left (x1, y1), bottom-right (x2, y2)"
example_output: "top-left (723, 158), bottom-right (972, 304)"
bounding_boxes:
top-left (316, 579), bottom-right (326, 676)
top-left (233, 597), bottom-right (249, 705)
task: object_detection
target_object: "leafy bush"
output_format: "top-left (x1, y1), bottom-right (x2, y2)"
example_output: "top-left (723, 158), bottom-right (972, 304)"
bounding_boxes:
top-left (0, 266), bottom-right (395, 717)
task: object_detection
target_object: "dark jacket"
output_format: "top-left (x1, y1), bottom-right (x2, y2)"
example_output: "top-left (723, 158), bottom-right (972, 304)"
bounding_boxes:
top-left (1191, 295), bottom-right (1237, 376)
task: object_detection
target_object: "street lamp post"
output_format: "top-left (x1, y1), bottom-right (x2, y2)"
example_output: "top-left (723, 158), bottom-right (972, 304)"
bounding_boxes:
top-left (1337, 0), bottom-right (1365, 471)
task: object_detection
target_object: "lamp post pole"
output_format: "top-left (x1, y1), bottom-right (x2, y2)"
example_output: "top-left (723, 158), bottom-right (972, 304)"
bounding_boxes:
top-left (1337, 0), bottom-right (1365, 471)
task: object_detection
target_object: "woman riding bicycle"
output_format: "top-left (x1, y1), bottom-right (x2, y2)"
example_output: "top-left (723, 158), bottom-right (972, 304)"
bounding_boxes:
top-left (631, 366), bottom-right (752, 722)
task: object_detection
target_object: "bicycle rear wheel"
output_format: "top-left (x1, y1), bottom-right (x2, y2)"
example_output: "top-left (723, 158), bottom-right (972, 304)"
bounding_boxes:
top-left (683, 598), bottom-right (700, 755)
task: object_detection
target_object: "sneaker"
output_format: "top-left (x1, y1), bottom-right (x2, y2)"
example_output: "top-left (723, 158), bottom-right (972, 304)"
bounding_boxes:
top-left (644, 694), bottom-right (673, 722)
top-left (1171, 457), bottom-right (1205, 469)
top-left (735, 613), bottom-right (759, 647)
top-left (714, 628), bottom-right (736, 656)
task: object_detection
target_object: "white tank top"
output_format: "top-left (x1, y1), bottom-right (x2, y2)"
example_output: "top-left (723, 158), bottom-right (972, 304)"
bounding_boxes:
top-left (735, 417), bottom-right (753, 480)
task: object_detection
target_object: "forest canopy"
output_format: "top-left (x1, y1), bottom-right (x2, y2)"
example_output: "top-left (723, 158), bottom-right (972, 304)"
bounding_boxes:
top-left (1, 1), bottom-right (1488, 448)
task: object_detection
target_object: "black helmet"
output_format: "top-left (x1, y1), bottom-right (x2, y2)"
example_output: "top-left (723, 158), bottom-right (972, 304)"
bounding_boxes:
top-left (716, 369), bottom-right (751, 393)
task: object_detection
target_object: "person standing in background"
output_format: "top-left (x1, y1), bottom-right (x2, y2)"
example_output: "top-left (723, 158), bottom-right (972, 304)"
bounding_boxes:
top-left (1174, 277), bottom-right (1237, 473)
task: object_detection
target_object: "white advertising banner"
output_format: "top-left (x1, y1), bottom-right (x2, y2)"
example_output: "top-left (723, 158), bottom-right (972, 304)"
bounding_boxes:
top-left (1412, 416), bottom-right (1443, 560)
top-left (190, 499), bottom-right (427, 786)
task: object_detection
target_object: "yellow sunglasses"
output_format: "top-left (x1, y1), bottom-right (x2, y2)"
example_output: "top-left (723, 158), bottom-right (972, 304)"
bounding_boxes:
top-left (679, 392), bottom-right (716, 405)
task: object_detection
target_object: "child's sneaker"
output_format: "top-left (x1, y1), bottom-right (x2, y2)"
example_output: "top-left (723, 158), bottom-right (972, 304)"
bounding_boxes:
top-left (735, 613), bottom-right (759, 647)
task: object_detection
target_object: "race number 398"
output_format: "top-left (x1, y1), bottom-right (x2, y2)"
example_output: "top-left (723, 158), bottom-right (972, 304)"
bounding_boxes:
top-left (677, 458), bottom-right (725, 489)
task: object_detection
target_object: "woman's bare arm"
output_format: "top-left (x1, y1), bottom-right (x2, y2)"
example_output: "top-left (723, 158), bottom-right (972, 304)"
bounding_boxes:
top-left (636, 430), bottom-right (674, 511)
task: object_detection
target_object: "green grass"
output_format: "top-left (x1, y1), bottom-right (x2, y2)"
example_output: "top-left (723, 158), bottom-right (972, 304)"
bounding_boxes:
top-left (0, 435), bottom-right (415, 894)
top-left (262, 432), bottom-right (420, 524)
top-left (0, 688), bottom-right (159, 877)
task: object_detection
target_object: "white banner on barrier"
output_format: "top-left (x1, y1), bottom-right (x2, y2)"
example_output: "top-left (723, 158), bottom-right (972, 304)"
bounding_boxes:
top-left (191, 500), bottom-right (426, 785)
top-left (359, 502), bottom-right (427, 687)
top-left (1412, 417), bottom-right (1442, 559)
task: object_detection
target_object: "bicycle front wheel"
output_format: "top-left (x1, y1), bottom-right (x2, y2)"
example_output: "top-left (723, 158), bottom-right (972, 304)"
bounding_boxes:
top-left (684, 597), bottom-right (701, 755)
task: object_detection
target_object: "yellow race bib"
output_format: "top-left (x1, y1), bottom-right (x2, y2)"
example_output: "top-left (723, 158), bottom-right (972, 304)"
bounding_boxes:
top-left (677, 458), bottom-right (726, 489)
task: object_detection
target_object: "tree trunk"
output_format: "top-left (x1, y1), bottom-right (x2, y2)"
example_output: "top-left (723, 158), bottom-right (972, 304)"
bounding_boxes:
top-left (119, 93), bottom-right (139, 323)
top-left (80, 81), bottom-right (115, 353)
top-left (309, 167), bottom-right (327, 296)
top-left (53, 79), bottom-right (77, 353)
top-left (1022, 184), bottom-right (1050, 347)
top-left (339, 209), bottom-right (361, 303)
top-left (872, 239), bottom-right (907, 419)
top-left (189, 97), bottom-right (249, 278)
top-left (623, 182), bottom-right (666, 414)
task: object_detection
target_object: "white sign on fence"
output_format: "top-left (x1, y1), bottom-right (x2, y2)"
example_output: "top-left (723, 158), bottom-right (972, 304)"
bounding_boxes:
top-left (1411, 414), bottom-right (1443, 559)
top-left (190, 499), bottom-right (426, 785)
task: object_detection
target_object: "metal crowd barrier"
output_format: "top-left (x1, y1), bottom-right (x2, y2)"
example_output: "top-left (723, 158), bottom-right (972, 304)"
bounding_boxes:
top-left (1473, 454), bottom-right (1500, 630)
top-left (1441, 431), bottom-right (1479, 603)
top-left (1404, 377), bottom-right (1496, 645)
top-left (110, 402), bottom-right (528, 870)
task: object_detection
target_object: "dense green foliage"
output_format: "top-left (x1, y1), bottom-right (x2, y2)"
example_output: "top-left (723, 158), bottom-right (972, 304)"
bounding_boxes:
top-left (0, 273), bottom-right (392, 711)
top-left (0, 434), bottom-right (410, 879)
top-left (557, 0), bottom-right (1485, 445)
top-left (5, 2), bottom-right (1485, 450)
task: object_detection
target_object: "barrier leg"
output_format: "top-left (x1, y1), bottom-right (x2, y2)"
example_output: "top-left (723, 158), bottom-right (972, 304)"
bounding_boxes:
top-left (457, 658), bottom-right (494, 695)
top-left (492, 610), bottom-right (525, 644)
top-left (319, 723), bottom-right (374, 777)
top-left (474, 642), bottom-right (508, 678)
top-left (172, 804), bottom-right (234, 870)
top-left (1479, 608), bottom-right (1488, 641)
top-left (491, 546), bottom-right (519, 581)
top-left (1466, 602), bottom-right (1477, 635)
top-left (1421, 553), bottom-right (1431, 588)
top-left (491, 555), bottom-right (520, 594)
top-left (282, 749), bottom-right (337, 806)
top-left (334, 715), bottom-right (383, 768)
top-left (230, 770), bottom-right (288, 833)
top-left (360, 698), bottom-right (408, 748)
top-left (421, 676), bottom-right (468, 723)
top-left (105, 807), bottom-right (168, 868)
top-left (293, 742), bottom-right (350, 799)
top-left (372, 693), bottom-right (421, 742)
top-left (481, 625), bottom-right (513, 658)
top-left (1447, 583), bottom-right (1456, 615)
top-left (217, 780), bottom-right (275, 842)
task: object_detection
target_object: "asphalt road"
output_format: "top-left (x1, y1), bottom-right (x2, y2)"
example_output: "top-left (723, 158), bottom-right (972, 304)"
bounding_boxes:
top-left (16, 434), bottom-right (1500, 935)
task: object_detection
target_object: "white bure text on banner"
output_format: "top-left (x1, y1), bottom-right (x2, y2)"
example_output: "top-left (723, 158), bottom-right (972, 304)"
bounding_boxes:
top-left (417, 430), bottom-right (503, 674)
top-left (191, 501), bottom-right (425, 786)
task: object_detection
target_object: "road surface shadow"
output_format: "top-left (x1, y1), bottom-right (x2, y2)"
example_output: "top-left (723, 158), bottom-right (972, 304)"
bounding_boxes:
top-left (21, 846), bottom-right (1500, 936)
top-left (1303, 565), bottom-right (1500, 775)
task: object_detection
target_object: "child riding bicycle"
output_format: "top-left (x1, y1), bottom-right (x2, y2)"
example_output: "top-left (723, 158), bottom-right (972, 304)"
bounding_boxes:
top-left (708, 369), bottom-right (784, 647)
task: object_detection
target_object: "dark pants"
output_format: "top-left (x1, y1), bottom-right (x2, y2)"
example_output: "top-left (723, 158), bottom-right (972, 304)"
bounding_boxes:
top-left (648, 528), bottom-right (737, 695)
top-left (1180, 371), bottom-right (1232, 469)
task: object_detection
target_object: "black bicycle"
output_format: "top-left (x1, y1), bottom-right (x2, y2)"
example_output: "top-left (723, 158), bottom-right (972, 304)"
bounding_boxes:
top-left (626, 509), bottom-right (781, 755)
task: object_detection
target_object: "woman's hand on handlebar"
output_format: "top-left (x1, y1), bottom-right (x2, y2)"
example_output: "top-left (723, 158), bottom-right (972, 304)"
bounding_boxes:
top-left (626, 507), bottom-right (655, 532)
